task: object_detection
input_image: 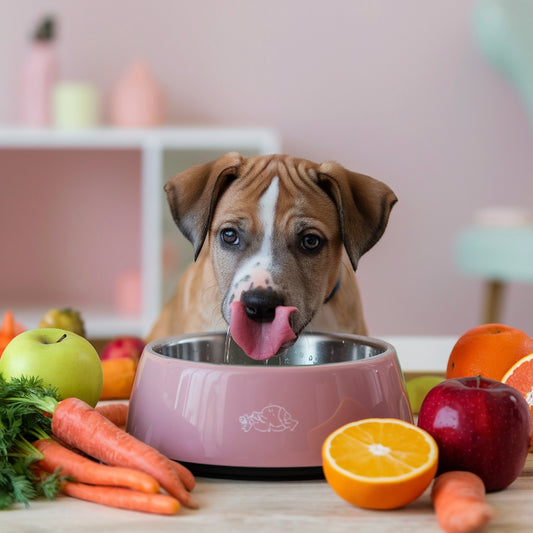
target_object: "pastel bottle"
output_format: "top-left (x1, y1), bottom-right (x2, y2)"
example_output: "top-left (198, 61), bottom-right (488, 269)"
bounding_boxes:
top-left (20, 16), bottom-right (58, 126)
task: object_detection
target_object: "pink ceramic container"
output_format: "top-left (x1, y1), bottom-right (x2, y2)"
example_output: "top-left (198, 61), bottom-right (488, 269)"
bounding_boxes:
top-left (126, 332), bottom-right (412, 479)
top-left (109, 62), bottom-right (165, 127)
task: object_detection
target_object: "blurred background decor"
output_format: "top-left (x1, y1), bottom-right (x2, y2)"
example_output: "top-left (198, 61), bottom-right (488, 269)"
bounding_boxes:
top-left (19, 15), bottom-right (58, 126)
top-left (52, 81), bottom-right (101, 128)
top-left (109, 61), bottom-right (166, 127)
top-left (0, 0), bottom-right (531, 337)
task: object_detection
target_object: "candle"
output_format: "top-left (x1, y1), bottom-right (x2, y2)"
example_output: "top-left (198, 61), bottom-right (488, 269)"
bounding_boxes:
top-left (53, 82), bottom-right (100, 129)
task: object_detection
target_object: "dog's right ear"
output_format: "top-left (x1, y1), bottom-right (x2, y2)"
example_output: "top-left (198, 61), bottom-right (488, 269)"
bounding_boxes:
top-left (164, 152), bottom-right (243, 259)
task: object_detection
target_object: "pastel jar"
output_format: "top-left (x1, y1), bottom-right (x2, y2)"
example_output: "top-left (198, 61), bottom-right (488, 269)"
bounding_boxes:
top-left (52, 82), bottom-right (101, 129)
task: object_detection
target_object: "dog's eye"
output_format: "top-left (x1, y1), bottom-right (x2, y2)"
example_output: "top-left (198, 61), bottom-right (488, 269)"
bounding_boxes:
top-left (300, 233), bottom-right (323, 252)
top-left (221, 228), bottom-right (240, 246)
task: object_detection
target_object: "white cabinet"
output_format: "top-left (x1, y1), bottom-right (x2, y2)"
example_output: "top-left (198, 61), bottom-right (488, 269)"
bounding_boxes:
top-left (0, 127), bottom-right (281, 338)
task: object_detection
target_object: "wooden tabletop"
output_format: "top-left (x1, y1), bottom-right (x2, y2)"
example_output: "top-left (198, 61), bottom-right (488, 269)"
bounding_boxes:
top-left (2, 454), bottom-right (532, 533)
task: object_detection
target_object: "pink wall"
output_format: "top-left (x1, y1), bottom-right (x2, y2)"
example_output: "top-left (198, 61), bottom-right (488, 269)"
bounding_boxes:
top-left (0, 149), bottom-right (141, 308)
top-left (1, 1), bottom-right (532, 336)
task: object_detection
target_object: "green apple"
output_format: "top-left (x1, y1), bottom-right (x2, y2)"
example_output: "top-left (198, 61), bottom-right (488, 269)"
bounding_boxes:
top-left (406, 375), bottom-right (445, 415)
top-left (0, 328), bottom-right (103, 407)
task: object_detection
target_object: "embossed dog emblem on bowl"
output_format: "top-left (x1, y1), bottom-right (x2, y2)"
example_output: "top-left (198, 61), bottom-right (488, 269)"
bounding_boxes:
top-left (239, 404), bottom-right (299, 433)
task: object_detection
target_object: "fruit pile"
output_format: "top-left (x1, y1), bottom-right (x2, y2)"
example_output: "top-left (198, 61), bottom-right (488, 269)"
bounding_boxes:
top-left (322, 323), bottom-right (533, 533)
top-left (99, 336), bottom-right (144, 400)
top-left (0, 308), bottom-right (144, 402)
top-left (444, 323), bottom-right (533, 452)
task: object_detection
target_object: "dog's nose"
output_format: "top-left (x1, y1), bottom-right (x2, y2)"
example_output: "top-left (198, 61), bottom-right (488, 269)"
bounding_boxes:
top-left (241, 288), bottom-right (284, 323)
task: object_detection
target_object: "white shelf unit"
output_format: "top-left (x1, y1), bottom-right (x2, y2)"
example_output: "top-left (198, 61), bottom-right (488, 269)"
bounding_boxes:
top-left (0, 127), bottom-right (281, 338)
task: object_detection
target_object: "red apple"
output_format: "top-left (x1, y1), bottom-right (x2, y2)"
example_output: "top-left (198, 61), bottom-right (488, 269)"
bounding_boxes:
top-left (417, 376), bottom-right (531, 492)
top-left (100, 336), bottom-right (145, 364)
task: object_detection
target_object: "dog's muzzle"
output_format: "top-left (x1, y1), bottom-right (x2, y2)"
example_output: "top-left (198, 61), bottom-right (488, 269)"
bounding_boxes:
top-left (240, 287), bottom-right (285, 323)
top-left (229, 289), bottom-right (298, 361)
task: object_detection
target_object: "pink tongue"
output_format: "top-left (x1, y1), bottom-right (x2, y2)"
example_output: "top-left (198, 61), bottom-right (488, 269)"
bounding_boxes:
top-left (229, 301), bottom-right (297, 360)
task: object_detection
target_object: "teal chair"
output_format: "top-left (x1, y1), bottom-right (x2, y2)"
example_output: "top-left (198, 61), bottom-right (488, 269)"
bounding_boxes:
top-left (460, 2), bottom-right (533, 322)
top-left (455, 225), bottom-right (533, 323)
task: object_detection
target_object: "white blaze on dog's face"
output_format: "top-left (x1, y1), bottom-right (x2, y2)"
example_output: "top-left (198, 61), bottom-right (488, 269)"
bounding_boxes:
top-left (209, 165), bottom-right (344, 343)
top-left (228, 176), bottom-right (279, 305)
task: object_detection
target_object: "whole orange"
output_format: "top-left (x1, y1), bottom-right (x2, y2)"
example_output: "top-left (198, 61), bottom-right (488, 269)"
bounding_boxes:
top-left (446, 323), bottom-right (533, 381)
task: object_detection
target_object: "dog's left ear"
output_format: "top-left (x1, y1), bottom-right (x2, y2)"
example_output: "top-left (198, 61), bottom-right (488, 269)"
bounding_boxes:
top-left (317, 162), bottom-right (397, 270)
top-left (164, 152), bottom-right (244, 259)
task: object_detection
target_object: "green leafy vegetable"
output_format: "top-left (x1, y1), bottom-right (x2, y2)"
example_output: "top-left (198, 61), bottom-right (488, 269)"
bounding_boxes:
top-left (0, 374), bottom-right (65, 510)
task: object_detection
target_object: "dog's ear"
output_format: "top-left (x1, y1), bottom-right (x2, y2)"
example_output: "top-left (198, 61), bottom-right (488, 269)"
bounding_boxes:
top-left (317, 162), bottom-right (397, 270)
top-left (165, 152), bottom-right (244, 259)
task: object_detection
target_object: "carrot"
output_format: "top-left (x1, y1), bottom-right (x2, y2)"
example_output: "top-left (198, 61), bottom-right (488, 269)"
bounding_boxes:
top-left (0, 310), bottom-right (24, 356)
top-left (431, 471), bottom-right (495, 533)
top-left (0, 309), bottom-right (15, 336)
top-left (169, 460), bottom-right (196, 492)
top-left (51, 397), bottom-right (197, 509)
top-left (95, 402), bottom-right (195, 491)
top-left (61, 481), bottom-right (180, 515)
top-left (33, 438), bottom-right (160, 494)
top-left (95, 402), bottom-right (129, 428)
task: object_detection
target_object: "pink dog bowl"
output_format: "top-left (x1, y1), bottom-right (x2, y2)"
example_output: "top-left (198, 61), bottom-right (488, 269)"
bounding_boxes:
top-left (126, 332), bottom-right (412, 480)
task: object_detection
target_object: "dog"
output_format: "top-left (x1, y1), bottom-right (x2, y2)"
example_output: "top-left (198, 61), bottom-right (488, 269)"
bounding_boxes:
top-left (146, 152), bottom-right (397, 360)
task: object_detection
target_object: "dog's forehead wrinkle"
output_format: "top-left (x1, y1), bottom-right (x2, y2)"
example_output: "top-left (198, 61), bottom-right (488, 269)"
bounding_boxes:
top-left (241, 154), bottom-right (275, 179)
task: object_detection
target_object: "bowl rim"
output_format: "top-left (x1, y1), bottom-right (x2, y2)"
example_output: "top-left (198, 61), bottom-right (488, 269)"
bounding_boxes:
top-left (143, 331), bottom-right (398, 370)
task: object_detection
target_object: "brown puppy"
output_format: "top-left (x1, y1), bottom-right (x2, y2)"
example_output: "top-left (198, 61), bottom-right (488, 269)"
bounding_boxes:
top-left (147, 153), bottom-right (396, 359)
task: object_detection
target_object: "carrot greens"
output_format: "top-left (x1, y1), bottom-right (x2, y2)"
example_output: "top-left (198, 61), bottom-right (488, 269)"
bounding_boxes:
top-left (0, 374), bottom-right (64, 509)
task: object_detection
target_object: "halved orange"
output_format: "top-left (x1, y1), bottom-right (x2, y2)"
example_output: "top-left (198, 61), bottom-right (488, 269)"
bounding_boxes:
top-left (322, 418), bottom-right (438, 510)
top-left (501, 353), bottom-right (533, 451)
